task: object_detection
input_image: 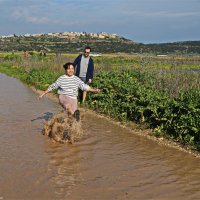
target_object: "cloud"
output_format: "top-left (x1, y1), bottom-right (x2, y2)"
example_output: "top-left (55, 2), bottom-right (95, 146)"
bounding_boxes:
top-left (121, 10), bottom-right (200, 18)
top-left (11, 9), bottom-right (50, 24)
top-left (8, 0), bottom-right (94, 25)
top-left (11, 7), bottom-right (84, 26)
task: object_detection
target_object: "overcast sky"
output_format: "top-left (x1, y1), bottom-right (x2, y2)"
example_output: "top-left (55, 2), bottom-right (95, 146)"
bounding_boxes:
top-left (0, 0), bottom-right (199, 44)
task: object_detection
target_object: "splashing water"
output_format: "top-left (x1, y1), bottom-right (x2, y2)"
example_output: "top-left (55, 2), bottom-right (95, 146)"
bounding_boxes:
top-left (42, 111), bottom-right (84, 143)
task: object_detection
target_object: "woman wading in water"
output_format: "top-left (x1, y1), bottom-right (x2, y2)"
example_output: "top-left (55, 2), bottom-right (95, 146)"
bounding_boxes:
top-left (38, 62), bottom-right (100, 121)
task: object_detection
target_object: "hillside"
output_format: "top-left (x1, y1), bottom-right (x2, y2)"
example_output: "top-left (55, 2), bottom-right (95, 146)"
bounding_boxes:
top-left (0, 32), bottom-right (200, 54)
top-left (144, 41), bottom-right (200, 55)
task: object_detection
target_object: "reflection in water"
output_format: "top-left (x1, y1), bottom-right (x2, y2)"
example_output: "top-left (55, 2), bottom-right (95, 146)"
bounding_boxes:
top-left (31, 112), bottom-right (53, 122)
top-left (1, 73), bottom-right (200, 200)
top-left (45, 144), bottom-right (84, 198)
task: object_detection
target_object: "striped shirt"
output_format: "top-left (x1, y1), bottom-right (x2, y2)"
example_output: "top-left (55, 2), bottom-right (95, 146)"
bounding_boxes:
top-left (47, 75), bottom-right (90, 98)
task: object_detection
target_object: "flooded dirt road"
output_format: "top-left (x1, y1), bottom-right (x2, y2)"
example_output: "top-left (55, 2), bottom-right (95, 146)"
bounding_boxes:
top-left (1, 73), bottom-right (200, 200)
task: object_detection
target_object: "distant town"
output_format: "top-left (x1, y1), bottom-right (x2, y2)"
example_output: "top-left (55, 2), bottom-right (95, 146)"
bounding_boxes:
top-left (0, 31), bottom-right (200, 54)
top-left (0, 31), bottom-right (119, 39)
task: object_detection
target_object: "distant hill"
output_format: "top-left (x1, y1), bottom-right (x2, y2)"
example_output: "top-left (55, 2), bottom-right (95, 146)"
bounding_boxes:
top-left (144, 41), bottom-right (200, 55)
top-left (0, 32), bottom-right (200, 54)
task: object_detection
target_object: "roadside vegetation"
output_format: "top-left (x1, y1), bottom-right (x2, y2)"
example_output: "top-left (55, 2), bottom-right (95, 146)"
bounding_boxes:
top-left (0, 52), bottom-right (199, 150)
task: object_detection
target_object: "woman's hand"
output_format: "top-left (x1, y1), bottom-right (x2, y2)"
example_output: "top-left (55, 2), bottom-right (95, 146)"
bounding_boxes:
top-left (38, 94), bottom-right (43, 101)
top-left (95, 88), bottom-right (100, 93)
top-left (38, 90), bottom-right (49, 101)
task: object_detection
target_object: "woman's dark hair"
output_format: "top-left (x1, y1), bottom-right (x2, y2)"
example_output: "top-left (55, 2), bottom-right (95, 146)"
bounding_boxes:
top-left (63, 62), bottom-right (75, 70)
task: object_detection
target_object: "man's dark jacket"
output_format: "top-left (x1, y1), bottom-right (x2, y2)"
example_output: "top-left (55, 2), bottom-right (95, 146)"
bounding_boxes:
top-left (73, 54), bottom-right (94, 82)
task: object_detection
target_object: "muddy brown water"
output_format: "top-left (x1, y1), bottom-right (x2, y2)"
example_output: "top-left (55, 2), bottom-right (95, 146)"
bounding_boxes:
top-left (1, 73), bottom-right (200, 200)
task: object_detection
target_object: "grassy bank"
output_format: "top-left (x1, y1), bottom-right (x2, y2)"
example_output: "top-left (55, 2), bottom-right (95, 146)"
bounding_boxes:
top-left (0, 52), bottom-right (200, 150)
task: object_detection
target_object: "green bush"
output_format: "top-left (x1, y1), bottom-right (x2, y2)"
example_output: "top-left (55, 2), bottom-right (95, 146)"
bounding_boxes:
top-left (25, 68), bottom-right (60, 90)
top-left (3, 54), bottom-right (21, 62)
top-left (161, 89), bottom-right (200, 147)
top-left (87, 69), bottom-right (200, 149)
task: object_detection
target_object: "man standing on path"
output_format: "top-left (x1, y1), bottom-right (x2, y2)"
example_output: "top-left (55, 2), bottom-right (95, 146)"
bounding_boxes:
top-left (73, 46), bottom-right (94, 103)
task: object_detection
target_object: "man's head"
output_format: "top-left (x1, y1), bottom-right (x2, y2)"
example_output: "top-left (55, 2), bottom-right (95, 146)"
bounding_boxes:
top-left (84, 46), bottom-right (91, 57)
top-left (63, 62), bottom-right (75, 77)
